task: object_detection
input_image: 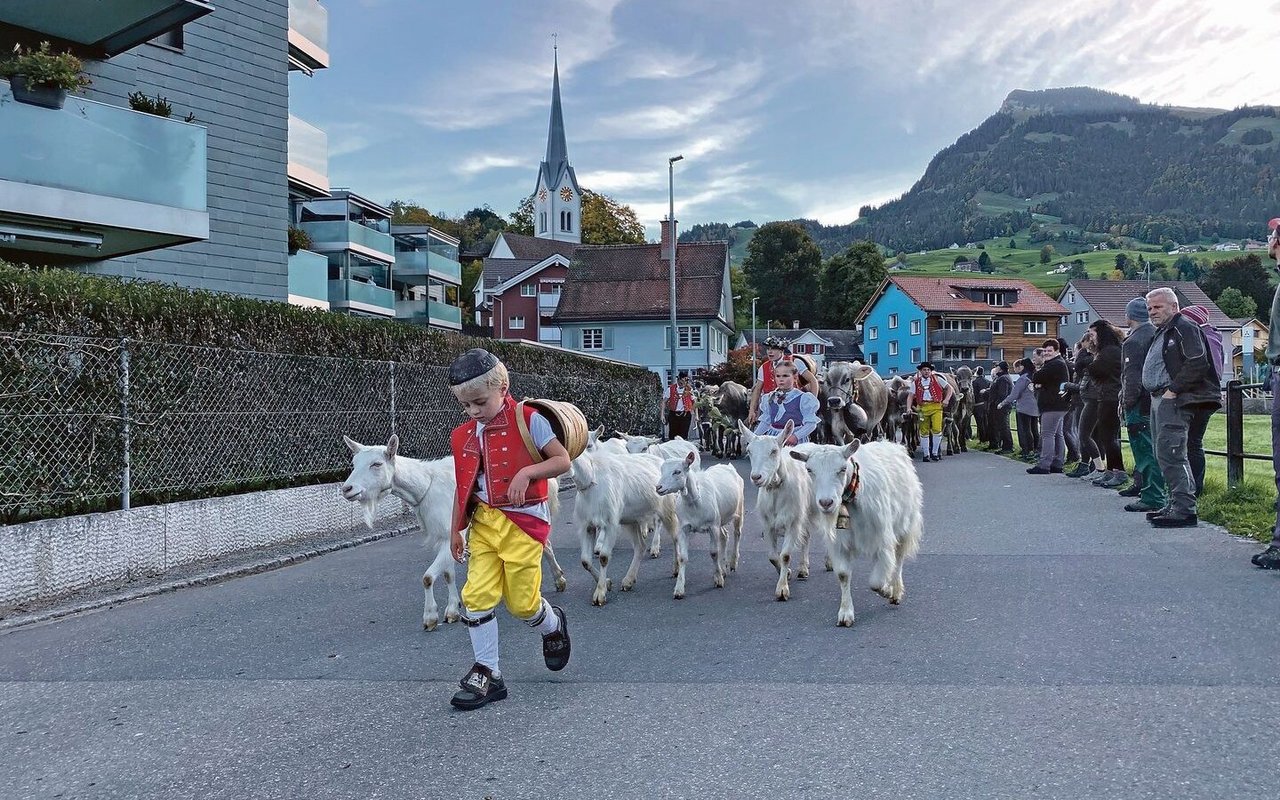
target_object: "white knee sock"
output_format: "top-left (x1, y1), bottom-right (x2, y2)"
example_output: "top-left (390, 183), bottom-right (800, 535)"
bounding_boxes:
top-left (528, 598), bottom-right (560, 636)
top-left (467, 617), bottom-right (500, 676)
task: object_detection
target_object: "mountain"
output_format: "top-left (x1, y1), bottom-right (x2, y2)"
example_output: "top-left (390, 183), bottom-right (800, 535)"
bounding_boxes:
top-left (684, 88), bottom-right (1280, 256)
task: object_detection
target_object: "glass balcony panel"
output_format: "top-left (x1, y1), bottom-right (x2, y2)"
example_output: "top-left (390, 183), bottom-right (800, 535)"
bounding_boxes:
top-left (288, 0), bottom-right (329, 70)
top-left (393, 249), bottom-right (461, 283)
top-left (299, 220), bottom-right (395, 261)
top-left (428, 301), bottom-right (462, 328)
top-left (287, 250), bottom-right (329, 306)
top-left (538, 292), bottom-right (561, 311)
top-left (287, 115), bottom-right (329, 196)
top-left (328, 279), bottom-right (394, 315)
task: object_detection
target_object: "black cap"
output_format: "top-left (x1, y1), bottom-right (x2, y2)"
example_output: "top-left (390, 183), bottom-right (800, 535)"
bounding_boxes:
top-left (448, 348), bottom-right (499, 386)
top-left (996, 360), bottom-right (1009, 371)
top-left (917, 361), bottom-right (935, 371)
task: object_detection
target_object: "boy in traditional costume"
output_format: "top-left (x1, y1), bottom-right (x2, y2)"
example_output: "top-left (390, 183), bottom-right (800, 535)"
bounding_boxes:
top-left (446, 348), bottom-right (572, 710)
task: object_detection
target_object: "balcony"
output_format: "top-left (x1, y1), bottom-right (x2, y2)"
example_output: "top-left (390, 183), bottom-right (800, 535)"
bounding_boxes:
top-left (393, 249), bottom-right (462, 284)
top-left (0, 80), bottom-right (209, 260)
top-left (288, 115), bottom-right (329, 197)
top-left (300, 220), bottom-right (395, 264)
top-left (288, 0), bottom-right (330, 72)
top-left (329, 279), bottom-right (394, 316)
top-left (538, 291), bottom-right (561, 312)
top-left (287, 250), bottom-right (329, 309)
top-left (394, 299), bottom-right (463, 330)
top-left (539, 326), bottom-right (562, 344)
top-left (929, 329), bottom-right (993, 347)
top-left (0, 1), bottom-right (214, 57)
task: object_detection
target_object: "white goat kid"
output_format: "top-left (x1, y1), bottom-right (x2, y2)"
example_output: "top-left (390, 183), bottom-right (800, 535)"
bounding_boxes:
top-left (655, 451), bottom-right (746, 595)
top-left (586, 425), bottom-right (628, 454)
top-left (570, 449), bottom-right (680, 604)
top-left (619, 433), bottom-right (700, 462)
top-left (340, 435), bottom-right (567, 631)
top-left (738, 420), bottom-right (816, 601)
top-left (789, 440), bottom-right (923, 627)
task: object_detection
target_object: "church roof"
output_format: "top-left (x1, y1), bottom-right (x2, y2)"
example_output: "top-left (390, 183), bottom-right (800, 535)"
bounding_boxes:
top-left (501, 232), bottom-right (579, 261)
top-left (553, 241), bottom-right (729, 323)
top-left (539, 52), bottom-right (572, 191)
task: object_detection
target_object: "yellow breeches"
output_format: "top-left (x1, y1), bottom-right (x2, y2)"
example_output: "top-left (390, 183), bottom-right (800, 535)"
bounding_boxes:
top-left (917, 401), bottom-right (944, 436)
top-left (460, 502), bottom-right (544, 618)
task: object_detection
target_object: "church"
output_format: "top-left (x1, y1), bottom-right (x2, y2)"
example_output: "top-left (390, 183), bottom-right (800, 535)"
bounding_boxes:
top-left (475, 52), bottom-right (735, 383)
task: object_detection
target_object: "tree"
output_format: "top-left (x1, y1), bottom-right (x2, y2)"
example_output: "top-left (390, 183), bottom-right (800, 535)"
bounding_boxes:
top-left (508, 195), bottom-right (534, 236)
top-left (817, 240), bottom-right (887, 328)
top-left (978, 250), bottom-right (992, 270)
top-left (700, 345), bottom-right (754, 386)
top-left (743, 221), bottom-right (822, 328)
top-left (579, 189), bottom-right (645, 245)
top-left (1173, 254), bottom-right (1202, 281)
top-left (895, 252), bottom-right (909, 267)
top-left (1068, 261), bottom-right (1089, 279)
top-left (953, 254), bottom-right (968, 265)
top-left (1199, 254), bottom-right (1273, 322)
top-left (1214, 286), bottom-right (1258, 319)
top-left (1039, 244), bottom-right (1055, 264)
top-left (1009, 239), bottom-right (1017, 249)
top-left (730, 265), bottom-right (753, 331)
top-left (388, 201), bottom-right (465, 242)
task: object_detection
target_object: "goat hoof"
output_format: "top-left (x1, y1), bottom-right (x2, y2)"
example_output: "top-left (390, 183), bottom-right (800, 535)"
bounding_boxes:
top-left (797, 570), bottom-right (809, 581)
top-left (673, 591), bottom-right (685, 600)
top-left (443, 610), bottom-right (460, 624)
top-left (647, 548), bottom-right (661, 559)
top-left (423, 616), bottom-right (439, 631)
top-left (606, 579), bottom-right (613, 591)
top-left (591, 593), bottom-right (607, 607)
top-left (621, 579), bottom-right (635, 592)
top-left (555, 577), bottom-right (567, 593)
top-left (837, 615), bottom-right (855, 627)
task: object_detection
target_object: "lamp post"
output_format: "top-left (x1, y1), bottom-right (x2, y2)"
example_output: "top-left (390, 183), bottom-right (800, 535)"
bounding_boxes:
top-left (668, 154), bottom-right (683, 388)
top-left (751, 296), bottom-right (758, 379)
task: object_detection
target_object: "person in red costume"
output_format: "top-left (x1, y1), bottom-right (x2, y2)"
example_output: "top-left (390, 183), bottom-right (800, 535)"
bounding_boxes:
top-left (665, 374), bottom-right (695, 440)
top-left (446, 348), bottom-right (572, 710)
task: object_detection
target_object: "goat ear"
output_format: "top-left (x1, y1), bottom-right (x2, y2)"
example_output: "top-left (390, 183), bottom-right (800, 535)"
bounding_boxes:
top-left (684, 450), bottom-right (696, 466)
top-left (789, 450), bottom-right (809, 462)
top-left (776, 419), bottom-right (794, 443)
top-left (385, 434), bottom-right (399, 460)
top-left (593, 424), bottom-right (605, 438)
top-left (843, 440), bottom-right (860, 459)
top-left (737, 420), bottom-right (755, 443)
top-left (614, 429), bottom-right (628, 438)
top-left (343, 435), bottom-right (362, 455)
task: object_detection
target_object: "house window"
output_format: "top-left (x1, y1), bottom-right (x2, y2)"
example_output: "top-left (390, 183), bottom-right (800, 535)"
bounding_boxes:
top-left (888, 341), bottom-right (899, 356)
top-left (1069, 291), bottom-right (1076, 304)
top-left (1024, 320), bottom-right (1047, 335)
top-left (1075, 310), bottom-right (1089, 324)
top-left (942, 319), bottom-right (976, 331)
top-left (944, 348), bottom-right (976, 360)
top-left (910, 319), bottom-right (921, 335)
top-left (985, 292), bottom-right (1005, 307)
top-left (520, 283), bottom-right (536, 297)
top-left (868, 352), bottom-right (878, 366)
top-left (990, 347), bottom-right (1004, 363)
top-left (888, 313), bottom-right (898, 329)
top-left (910, 347), bottom-right (921, 362)
top-left (582, 328), bottom-right (603, 350)
top-left (989, 319), bottom-right (1004, 334)
top-left (664, 325), bottom-right (702, 349)
top-left (869, 326), bottom-right (878, 340)
top-left (1060, 314), bottom-right (1069, 326)
top-left (509, 315), bottom-right (525, 330)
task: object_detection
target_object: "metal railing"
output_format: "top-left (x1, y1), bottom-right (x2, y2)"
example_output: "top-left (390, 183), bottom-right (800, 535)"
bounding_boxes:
top-left (0, 332), bottom-right (660, 523)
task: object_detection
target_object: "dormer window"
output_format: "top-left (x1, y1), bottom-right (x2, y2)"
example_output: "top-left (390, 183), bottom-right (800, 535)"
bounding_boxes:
top-left (985, 291), bottom-right (1005, 307)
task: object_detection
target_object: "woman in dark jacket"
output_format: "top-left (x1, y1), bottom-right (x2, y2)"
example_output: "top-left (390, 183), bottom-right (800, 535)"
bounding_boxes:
top-left (1084, 320), bottom-right (1126, 487)
top-left (1066, 340), bottom-right (1102, 478)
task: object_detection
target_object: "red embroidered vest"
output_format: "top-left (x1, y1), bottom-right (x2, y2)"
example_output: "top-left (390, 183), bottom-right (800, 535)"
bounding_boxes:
top-left (913, 375), bottom-right (944, 404)
top-left (666, 384), bottom-right (694, 412)
top-left (450, 395), bottom-right (548, 536)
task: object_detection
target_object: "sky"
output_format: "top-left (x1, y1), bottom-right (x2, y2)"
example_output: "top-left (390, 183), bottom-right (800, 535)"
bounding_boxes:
top-left (290, 0), bottom-right (1280, 240)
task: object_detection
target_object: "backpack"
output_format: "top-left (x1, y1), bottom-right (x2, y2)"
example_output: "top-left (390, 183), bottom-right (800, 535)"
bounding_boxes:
top-left (1197, 323), bottom-right (1225, 385)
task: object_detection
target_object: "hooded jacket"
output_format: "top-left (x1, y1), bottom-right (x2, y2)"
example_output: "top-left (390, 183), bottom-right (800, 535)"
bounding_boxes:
top-left (1153, 312), bottom-right (1221, 409)
top-left (1121, 321), bottom-right (1157, 414)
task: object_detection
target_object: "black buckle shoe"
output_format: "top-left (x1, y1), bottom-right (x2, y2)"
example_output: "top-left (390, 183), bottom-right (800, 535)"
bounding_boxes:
top-left (450, 663), bottom-right (508, 710)
top-left (1150, 513), bottom-right (1198, 528)
top-left (542, 606), bottom-right (571, 671)
top-left (1252, 545), bottom-right (1280, 569)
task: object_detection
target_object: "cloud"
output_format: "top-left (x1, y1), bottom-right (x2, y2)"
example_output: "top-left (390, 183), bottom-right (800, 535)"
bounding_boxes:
top-left (454, 154), bottom-right (525, 177)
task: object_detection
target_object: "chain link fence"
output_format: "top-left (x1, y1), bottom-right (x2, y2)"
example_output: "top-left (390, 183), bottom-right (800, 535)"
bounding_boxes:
top-left (1, 331), bottom-right (661, 524)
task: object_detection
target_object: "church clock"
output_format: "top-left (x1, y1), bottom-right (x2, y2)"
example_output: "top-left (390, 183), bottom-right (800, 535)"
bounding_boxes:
top-left (559, 187), bottom-right (573, 202)
top-left (538, 189), bottom-right (548, 201)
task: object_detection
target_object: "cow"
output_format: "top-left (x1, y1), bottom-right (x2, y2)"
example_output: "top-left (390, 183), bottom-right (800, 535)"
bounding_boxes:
top-left (824, 361), bottom-right (888, 445)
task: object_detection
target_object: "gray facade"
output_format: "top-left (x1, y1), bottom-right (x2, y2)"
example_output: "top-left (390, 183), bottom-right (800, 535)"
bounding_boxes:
top-left (79, 1), bottom-right (290, 301)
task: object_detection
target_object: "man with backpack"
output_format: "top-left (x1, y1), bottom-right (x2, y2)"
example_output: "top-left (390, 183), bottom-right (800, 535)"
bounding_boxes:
top-left (1178, 305), bottom-right (1223, 497)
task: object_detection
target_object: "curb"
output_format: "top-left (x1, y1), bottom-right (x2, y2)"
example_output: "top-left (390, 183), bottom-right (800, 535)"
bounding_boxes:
top-left (0, 521), bottom-right (417, 633)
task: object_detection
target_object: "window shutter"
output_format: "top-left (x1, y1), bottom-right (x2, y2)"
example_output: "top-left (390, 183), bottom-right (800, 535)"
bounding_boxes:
top-left (603, 328), bottom-right (614, 350)
top-left (565, 328), bottom-right (578, 349)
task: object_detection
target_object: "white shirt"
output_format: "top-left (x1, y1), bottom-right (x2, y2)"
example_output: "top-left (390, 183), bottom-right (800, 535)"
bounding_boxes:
top-left (474, 411), bottom-right (555, 522)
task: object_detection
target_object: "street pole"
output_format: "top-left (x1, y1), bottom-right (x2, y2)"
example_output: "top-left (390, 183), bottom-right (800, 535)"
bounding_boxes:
top-left (751, 296), bottom-right (758, 380)
top-left (668, 154), bottom-right (683, 387)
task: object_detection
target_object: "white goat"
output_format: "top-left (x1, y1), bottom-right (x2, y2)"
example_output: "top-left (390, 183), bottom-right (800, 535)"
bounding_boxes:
top-left (619, 433), bottom-right (700, 463)
top-left (655, 451), bottom-right (745, 595)
top-left (738, 420), bottom-right (817, 601)
top-left (570, 449), bottom-right (680, 604)
top-left (789, 440), bottom-right (923, 627)
top-left (586, 425), bottom-right (628, 454)
top-left (341, 435), bottom-right (567, 630)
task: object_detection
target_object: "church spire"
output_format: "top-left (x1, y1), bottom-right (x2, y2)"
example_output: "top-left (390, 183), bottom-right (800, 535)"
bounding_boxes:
top-left (543, 47), bottom-right (569, 182)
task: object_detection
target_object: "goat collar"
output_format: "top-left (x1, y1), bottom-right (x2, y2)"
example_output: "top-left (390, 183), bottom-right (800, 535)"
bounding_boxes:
top-left (842, 462), bottom-right (861, 506)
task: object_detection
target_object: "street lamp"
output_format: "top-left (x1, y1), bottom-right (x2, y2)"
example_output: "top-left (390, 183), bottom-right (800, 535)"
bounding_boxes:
top-left (668, 154), bottom-right (683, 388)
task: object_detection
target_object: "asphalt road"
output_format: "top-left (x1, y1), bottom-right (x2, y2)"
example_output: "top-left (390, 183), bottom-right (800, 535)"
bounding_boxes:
top-left (2, 451), bottom-right (1278, 799)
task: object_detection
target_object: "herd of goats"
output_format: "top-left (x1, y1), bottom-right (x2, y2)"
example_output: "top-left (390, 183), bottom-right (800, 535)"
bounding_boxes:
top-left (335, 360), bottom-right (959, 629)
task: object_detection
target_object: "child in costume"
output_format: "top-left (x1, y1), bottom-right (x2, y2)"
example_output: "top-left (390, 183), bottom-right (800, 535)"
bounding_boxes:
top-left (752, 360), bottom-right (820, 444)
top-left (446, 348), bottom-right (572, 710)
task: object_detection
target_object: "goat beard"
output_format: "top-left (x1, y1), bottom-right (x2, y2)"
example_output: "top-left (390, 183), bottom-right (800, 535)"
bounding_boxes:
top-left (359, 497), bottom-right (378, 529)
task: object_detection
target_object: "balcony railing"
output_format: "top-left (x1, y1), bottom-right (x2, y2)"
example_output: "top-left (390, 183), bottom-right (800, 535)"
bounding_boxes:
top-left (393, 249), bottom-right (462, 283)
top-left (328, 279), bottom-right (394, 315)
top-left (288, 0), bottom-right (330, 71)
top-left (287, 250), bottom-right (329, 308)
top-left (287, 115), bottom-right (329, 196)
top-left (300, 220), bottom-right (395, 262)
top-left (428, 301), bottom-right (462, 329)
top-left (0, 80), bottom-right (209, 259)
top-left (395, 299), bottom-right (463, 329)
top-left (538, 292), bottom-right (561, 311)
top-left (929, 329), bottom-right (994, 347)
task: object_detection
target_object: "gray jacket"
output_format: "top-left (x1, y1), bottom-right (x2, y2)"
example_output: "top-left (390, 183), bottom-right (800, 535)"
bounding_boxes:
top-left (1001, 373), bottom-right (1040, 416)
top-left (1121, 321), bottom-right (1157, 414)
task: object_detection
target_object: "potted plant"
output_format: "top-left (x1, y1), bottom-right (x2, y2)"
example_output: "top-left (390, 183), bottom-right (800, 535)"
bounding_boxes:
top-left (128, 91), bottom-right (198, 123)
top-left (287, 225), bottom-right (313, 255)
top-left (0, 42), bottom-right (92, 109)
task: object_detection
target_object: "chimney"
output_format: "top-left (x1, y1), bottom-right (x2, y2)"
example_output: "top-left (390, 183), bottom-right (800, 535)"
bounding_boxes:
top-left (661, 217), bottom-right (678, 260)
top-left (792, 320), bottom-right (800, 330)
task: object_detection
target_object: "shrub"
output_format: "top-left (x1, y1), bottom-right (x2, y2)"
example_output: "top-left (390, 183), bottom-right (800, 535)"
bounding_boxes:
top-left (287, 225), bottom-right (313, 254)
top-left (128, 91), bottom-right (173, 117)
top-left (0, 42), bottom-right (91, 92)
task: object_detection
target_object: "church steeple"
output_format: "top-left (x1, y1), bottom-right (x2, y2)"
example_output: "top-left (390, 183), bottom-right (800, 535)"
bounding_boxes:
top-left (534, 43), bottom-right (580, 242)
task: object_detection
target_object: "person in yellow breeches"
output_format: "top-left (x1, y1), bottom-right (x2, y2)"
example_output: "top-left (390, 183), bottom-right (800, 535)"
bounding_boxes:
top-left (904, 361), bottom-right (954, 462)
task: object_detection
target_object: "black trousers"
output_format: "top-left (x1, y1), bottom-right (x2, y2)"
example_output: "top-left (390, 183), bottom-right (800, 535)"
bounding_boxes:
top-left (1016, 412), bottom-right (1040, 455)
top-left (989, 406), bottom-right (1014, 451)
top-left (667, 410), bottom-right (692, 441)
top-left (974, 403), bottom-right (989, 443)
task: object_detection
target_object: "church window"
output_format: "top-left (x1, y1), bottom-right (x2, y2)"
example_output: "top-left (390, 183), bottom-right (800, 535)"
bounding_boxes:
top-left (539, 212), bottom-right (546, 233)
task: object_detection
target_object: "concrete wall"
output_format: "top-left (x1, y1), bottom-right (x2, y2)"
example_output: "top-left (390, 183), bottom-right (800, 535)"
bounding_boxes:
top-left (0, 483), bottom-right (406, 611)
top-left (76, 0), bottom-right (290, 301)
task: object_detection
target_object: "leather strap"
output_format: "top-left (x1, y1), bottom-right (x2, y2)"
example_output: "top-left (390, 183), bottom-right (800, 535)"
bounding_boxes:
top-left (514, 400), bottom-right (545, 464)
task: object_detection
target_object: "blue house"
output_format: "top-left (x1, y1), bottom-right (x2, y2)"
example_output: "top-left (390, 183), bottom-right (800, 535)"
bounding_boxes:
top-left (553, 221), bottom-right (734, 383)
top-left (855, 280), bottom-right (929, 375)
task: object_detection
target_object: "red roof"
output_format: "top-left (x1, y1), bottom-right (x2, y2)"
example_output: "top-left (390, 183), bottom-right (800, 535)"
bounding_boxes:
top-left (888, 276), bottom-right (1067, 316)
top-left (553, 241), bottom-right (729, 323)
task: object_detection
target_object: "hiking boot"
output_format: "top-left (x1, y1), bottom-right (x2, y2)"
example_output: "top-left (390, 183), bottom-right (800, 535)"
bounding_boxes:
top-left (1026, 466), bottom-right (1050, 475)
top-left (542, 605), bottom-right (571, 671)
top-left (1252, 545), bottom-right (1280, 569)
top-left (1124, 501), bottom-right (1159, 512)
top-left (1146, 507), bottom-right (1171, 520)
top-left (1066, 464), bottom-right (1093, 478)
top-left (1097, 471), bottom-right (1128, 489)
top-left (450, 663), bottom-right (507, 711)
top-left (1118, 485), bottom-right (1141, 497)
top-left (1150, 513), bottom-right (1198, 528)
